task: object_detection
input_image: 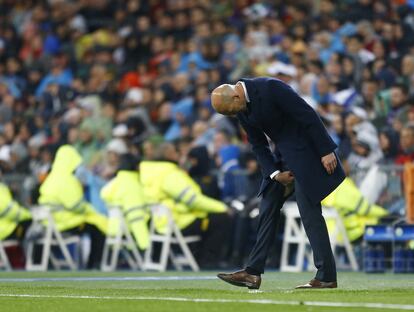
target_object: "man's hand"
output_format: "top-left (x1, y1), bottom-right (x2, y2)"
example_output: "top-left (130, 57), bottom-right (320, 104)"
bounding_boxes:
top-left (321, 152), bottom-right (337, 175)
top-left (273, 171), bottom-right (294, 186)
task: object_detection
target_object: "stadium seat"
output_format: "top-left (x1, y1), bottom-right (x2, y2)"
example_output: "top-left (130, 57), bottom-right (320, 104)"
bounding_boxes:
top-left (280, 202), bottom-right (358, 272)
top-left (363, 225), bottom-right (393, 273)
top-left (25, 206), bottom-right (81, 271)
top-left (144, 204), bottom-right (200, 272)
top-left (364, 225), bottom-right (394, 242)
top-left (101, 206), bottom-right (143, 271)
top-left (0, 239), bottom-right (19, 271)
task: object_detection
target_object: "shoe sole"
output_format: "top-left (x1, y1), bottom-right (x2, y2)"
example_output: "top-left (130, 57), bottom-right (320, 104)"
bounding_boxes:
top-left (217, 275), bottom-right (259, 290)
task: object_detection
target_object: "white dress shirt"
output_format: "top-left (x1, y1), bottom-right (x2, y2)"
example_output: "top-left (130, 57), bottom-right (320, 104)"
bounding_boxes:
top-left (237, 81), bottom-right (280, 180)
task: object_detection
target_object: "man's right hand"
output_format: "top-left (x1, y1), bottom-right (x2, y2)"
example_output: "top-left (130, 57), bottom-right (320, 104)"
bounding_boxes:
top-left (273, 171), bottom-right (294, 186)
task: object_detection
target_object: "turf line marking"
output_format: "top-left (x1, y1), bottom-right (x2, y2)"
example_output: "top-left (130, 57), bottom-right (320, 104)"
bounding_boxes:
top-left (0, 276), bottom-right (216, 282)
top-left (0, 294), bottom-right (413, 310)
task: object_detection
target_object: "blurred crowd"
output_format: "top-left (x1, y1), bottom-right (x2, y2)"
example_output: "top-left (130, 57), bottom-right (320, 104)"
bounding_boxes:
top-left (1, 0), bottom-right (414, 268)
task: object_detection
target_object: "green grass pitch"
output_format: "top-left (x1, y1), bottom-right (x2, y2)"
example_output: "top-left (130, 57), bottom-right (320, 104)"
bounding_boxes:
top-left (0, 271), bottom-right (413, 311)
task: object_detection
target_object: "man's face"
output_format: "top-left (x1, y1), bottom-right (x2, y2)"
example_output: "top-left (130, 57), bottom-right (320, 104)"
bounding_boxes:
top-left (316, 77), bottom-right (330, 95)
top-left (246, 159), bottom-right (258, 174)
top-left (345, 114), bottom-right (360, 137)
top-left (402, 56), bottom-right (414, 76)
top-left (379, 133), bottom-right (390, 151)
top-left (332, 115), bottom-right (343, 134)
top-left (362, 81), bottom-right (378, 103)
top-left (165, 144), bottom-right (179, 162)
top-left (347, 38), bottom-right (361, 54)
top-left (213, 133), bottom-right (228, 152)
top-left (390, 87), bottom-right (406, 108)
top-left (107, 151), bottom-right (120, 165)
top-left (352, 141), bottom-right (369, 157)
top-left (79, 129), bottom-right (93, 143)
top-left (143, 142), bottom-right (154, 160)
top-left (400, 128), bottom-right (414, 152)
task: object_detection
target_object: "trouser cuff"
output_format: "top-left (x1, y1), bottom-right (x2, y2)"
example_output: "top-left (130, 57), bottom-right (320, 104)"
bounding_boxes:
top-left (245, 266), bottom-right (261, 276)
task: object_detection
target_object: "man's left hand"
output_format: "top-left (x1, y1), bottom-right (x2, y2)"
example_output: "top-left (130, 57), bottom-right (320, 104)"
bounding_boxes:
top-left (321, 152), bottom-right (337, 175)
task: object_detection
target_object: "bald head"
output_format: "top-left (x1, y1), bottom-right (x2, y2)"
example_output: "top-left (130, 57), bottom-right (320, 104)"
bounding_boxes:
top-left (211, 83), bottom-right (247, 115)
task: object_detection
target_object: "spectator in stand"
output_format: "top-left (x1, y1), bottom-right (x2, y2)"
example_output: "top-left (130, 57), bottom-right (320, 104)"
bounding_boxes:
top-left (379, 128), bottom-right (401, 164)
top-left (74, 118), bottom-right (100, 168)
top-left (347, 129), bottom-right (383, 186)
top-left (348, 130), bottom-right (383, 167)
top-left (38, 145), bottom-right (107, 269)
top-left (188, 145), bottom-right (221, 200)
top-left (140, 142), bottom-right (230, 268)
top-left (213, 129), bottom-right (232, 156)
top-left (401, 55), bottom-right (414, 94)
top-left (217, 144), bottom-right (243, 202)
top-left (0, 174), bottom-right (32, 267)
top-left (388, 83), bottom-right (410, 131)
top-left (360, 79), bottom-right (379, 120)
top-left (395, 126), bottom-right (414, 165)
top-left (100, 154), bottom-right (149, 251)
top-left (96, 138), bottom-right (129, 180)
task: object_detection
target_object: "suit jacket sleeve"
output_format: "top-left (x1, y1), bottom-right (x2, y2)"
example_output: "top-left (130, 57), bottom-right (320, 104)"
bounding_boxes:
top-left (238, 116), bottom-right (281, 178)
top-left (270, 80), bottom-right (337, 157)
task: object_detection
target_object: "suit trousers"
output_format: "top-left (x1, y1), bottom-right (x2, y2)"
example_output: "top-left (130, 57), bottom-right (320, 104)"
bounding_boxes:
top-left (246, 180), bottom-right (337, 282)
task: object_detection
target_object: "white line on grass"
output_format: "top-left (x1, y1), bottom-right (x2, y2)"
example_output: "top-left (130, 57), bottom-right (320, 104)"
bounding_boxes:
top-left (0, 276), bottom-right (216, 282)
top-left (0, 294), bottom-right (413, 310)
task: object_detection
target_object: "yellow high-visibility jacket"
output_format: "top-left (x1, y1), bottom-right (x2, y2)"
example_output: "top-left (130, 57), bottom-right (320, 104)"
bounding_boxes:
top-left (140, 161), bottom-right (227, 233)
top-left (101, 170), bottom-right (149, 250)
top-left (0, 183), bottom-right (31, 240)
top-left (322, 177), bottom-right (388, 242)
top-left (38, 145), bottom-right (107, 233)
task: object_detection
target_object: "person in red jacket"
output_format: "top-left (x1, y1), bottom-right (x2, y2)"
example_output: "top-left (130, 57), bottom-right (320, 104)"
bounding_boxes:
top-left (395, 126), bottom-right (414, 165)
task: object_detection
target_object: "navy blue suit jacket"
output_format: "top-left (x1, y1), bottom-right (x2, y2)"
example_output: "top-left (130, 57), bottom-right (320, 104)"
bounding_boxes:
top-left (237, 77), bottom-right (345, 204)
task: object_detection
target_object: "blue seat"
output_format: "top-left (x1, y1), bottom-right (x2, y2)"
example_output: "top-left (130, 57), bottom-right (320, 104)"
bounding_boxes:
top-left (364, 225), bottom-right (394, 242)
top-left (393, 225), bottom-right (414, 242)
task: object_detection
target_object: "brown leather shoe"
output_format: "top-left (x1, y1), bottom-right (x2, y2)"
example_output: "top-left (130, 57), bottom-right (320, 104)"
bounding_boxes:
top-left (217, 270), bottom-right (261, 289)
top-left (295, 278), bottom-right (337, 289)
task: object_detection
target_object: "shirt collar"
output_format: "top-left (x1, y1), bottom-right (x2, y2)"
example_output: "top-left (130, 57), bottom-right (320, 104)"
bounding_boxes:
top-left (238, 81), bottom-right (250, 103)
top-left (237, 81), bottom-right (251, 113)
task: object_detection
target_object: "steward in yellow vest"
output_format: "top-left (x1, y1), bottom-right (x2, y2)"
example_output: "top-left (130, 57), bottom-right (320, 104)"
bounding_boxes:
top-left (0, 182), bottom-right (31, 241)
top-left (322, 177), bottom-right (388, 242)
top-left (38, 145), bottom-right (108, 268)
top-left (140, 143), bottom-right (230, 267)
top-left (101, 154), bottom-right (149, 250)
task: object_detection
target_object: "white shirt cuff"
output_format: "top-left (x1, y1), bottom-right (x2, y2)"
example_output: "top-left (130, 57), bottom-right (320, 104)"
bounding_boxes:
top-left (270, 170), bottom-right (281, 180)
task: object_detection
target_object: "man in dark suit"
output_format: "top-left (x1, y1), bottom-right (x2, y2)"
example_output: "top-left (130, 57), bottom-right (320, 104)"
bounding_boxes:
top-left (211, 77), bottom-right (345, 289)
